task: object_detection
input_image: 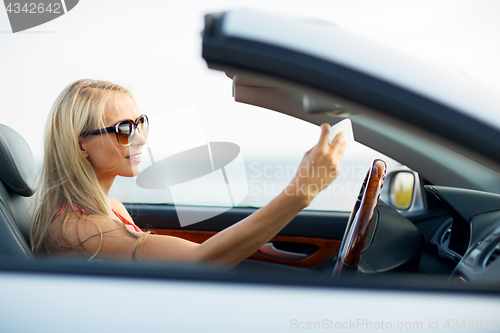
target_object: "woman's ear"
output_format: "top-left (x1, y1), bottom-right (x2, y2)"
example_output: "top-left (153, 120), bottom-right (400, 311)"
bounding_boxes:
top-left (78, 137), bottom-right (89, 158)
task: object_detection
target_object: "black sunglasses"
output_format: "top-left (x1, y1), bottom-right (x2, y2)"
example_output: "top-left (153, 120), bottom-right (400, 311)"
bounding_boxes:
top-left (81, 114), bottom-right (149, 146)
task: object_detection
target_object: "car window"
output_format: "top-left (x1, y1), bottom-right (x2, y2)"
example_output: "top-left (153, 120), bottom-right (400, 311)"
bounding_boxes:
top-left (110, 102), bottom-right (403, 212)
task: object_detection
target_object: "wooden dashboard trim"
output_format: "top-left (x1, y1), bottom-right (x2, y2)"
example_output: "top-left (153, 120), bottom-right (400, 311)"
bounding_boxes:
top-left (148, 229), bottom-right (341, 269)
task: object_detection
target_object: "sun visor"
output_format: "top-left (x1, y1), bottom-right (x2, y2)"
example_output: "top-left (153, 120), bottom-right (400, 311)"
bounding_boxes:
top-left (230, 72), bottom-right (358, 118)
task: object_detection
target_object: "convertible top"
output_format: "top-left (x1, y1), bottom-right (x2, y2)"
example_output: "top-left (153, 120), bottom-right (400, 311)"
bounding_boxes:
top-left (202, 10), bottom-right (500, 192)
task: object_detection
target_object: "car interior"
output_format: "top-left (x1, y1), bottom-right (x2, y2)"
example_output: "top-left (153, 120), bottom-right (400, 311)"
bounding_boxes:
top-left (1, 88), bottom-right (499, 291)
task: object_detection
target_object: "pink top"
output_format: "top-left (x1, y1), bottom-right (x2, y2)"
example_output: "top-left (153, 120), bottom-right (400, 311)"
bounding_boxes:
top-left (55, 204), bottom-right (143, 233)
top-left (110, 206), bottom-right (142, 233)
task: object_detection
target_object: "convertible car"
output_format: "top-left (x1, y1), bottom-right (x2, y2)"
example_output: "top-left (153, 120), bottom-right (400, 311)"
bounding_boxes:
top-left (1, 9), bottom-right (500, 332)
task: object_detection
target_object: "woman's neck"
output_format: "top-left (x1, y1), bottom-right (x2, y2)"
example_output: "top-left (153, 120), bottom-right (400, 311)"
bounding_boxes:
top-left (97, 174), bottom-right (116, 197)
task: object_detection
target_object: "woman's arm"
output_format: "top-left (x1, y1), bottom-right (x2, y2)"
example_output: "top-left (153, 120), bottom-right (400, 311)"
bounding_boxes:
top-left (137, 124), bottom-right (346, 266)
top-left (75, 124), bottom-right (346, 266)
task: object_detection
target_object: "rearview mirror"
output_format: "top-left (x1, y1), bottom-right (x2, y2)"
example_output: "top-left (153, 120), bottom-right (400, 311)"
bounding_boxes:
top-left (389, 171), bottom-right (415, 210)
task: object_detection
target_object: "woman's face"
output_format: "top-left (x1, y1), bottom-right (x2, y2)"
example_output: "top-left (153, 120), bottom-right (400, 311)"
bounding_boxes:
top-left (79, 94), bottom-right (146, 182)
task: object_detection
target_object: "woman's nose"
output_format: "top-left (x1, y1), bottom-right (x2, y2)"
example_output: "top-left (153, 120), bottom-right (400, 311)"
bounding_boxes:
top-left (133, 130), bottom-right (147, 146)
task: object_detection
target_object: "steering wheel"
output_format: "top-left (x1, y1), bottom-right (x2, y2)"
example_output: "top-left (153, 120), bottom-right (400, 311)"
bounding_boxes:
top-left (333, 159), bottom-right (387, 277)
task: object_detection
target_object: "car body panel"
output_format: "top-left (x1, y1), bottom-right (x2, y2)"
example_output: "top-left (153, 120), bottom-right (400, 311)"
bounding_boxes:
top-left (1, 270), bottom-right (500, 333)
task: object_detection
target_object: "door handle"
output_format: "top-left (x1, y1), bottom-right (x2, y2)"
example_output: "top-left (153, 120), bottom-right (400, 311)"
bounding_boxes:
top-left (259, 242), bottom-right (309, 260)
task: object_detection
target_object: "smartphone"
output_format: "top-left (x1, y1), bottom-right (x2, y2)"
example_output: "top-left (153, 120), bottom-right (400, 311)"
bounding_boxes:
top-left (328, 118), bottom-right (354, 152)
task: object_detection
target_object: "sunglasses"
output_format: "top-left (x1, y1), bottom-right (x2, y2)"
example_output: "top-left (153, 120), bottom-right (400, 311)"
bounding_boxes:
top-left (81, 114), bottom-right (149, 146)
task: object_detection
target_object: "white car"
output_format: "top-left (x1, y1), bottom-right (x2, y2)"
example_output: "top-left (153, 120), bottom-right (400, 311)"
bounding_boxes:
top-left (1, 8), bottom-right (500, 333)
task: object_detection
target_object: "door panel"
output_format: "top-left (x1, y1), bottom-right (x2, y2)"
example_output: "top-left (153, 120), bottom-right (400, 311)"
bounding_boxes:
top-left (151, 229), bottom-right (341, 268)
top-left (126, 204), bottom-right (348, 268)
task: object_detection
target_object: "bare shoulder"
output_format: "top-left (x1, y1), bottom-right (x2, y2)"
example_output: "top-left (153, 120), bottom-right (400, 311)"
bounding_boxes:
top-left (109, 197), bottom-right (126, 210)
top-left (109, 197), bottom-right (133, 221)
top-left (50, 210), bottom-right (138, 258)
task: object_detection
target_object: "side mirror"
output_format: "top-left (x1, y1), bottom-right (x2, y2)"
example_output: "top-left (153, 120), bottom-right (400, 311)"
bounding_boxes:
top-left (389, 171), bottom-right (415, 210)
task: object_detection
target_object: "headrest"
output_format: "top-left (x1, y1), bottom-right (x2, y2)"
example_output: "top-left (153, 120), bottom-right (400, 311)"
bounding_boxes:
top-left (0, 124), bottom-right (37, 197)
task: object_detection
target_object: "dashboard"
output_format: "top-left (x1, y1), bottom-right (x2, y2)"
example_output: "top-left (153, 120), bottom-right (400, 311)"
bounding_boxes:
top-left (425, 186), bottom-right (500, 285)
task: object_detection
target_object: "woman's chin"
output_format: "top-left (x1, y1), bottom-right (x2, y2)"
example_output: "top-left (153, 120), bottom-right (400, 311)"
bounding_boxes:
top-left (119, 166), bottom-right (142, 178)
top-left (131, 166), bottom-right (142, 177)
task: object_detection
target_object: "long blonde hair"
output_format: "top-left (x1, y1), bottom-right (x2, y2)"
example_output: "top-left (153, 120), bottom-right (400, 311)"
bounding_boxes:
top-left (31, 79), bottom-right (144, 257)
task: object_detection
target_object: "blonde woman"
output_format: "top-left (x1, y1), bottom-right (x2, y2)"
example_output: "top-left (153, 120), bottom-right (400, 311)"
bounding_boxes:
top-left (31, 79), bottom-right (346, 267)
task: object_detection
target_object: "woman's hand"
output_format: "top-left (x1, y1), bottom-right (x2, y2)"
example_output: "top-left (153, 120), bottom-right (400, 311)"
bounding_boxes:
top-left (285, 123), bottom-right (347, 207)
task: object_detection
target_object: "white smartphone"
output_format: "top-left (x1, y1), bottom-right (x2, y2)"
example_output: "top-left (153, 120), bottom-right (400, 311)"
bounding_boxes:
top-left (328, 118), bottom-right (354, 152)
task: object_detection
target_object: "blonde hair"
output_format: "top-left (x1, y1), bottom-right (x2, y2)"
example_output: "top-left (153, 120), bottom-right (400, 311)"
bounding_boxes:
top-left (31, 79), bottom-right (146, 258)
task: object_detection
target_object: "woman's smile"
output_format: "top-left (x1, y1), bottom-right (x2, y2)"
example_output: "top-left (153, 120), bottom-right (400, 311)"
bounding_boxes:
top-left (126, 152), bottom-right (142, 162)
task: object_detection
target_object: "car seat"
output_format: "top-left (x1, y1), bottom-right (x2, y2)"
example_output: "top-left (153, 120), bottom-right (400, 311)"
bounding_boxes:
top-left (0, 124), bottom-right (36, 261)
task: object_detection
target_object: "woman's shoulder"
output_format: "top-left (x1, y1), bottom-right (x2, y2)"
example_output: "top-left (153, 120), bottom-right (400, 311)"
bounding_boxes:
top-left (52, 204), bottom-right (122, 234)
top-left (109, 197), bottom-right (134, 222)
top-left (109, 197), bottom-right (124, 210)
top-left (49, 202), bottom-right (139, 257)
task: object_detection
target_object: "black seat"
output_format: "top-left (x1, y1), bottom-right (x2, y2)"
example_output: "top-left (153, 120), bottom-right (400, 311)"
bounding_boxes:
top-left (0, 124), bottom-right (37, 261)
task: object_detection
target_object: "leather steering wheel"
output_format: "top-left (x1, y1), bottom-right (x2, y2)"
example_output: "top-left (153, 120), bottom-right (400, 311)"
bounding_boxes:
top-left (333, 159), bottom-right (387, 277)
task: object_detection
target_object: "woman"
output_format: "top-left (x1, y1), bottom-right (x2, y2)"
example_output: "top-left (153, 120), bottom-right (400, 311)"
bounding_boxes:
top-left (31, 79), bottom-right (346, 267)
